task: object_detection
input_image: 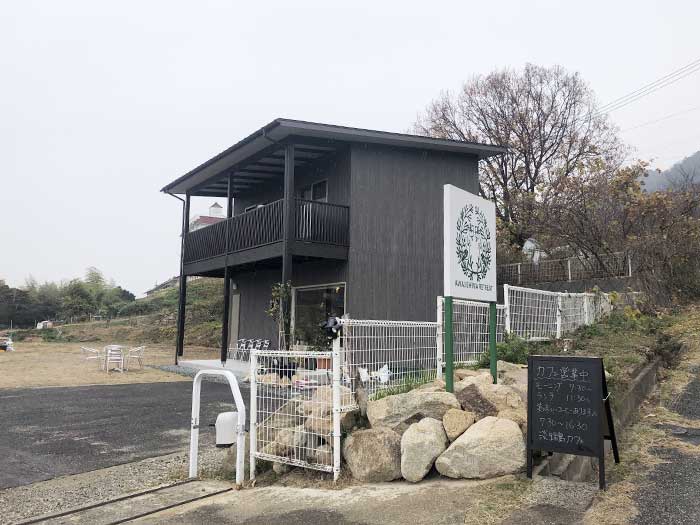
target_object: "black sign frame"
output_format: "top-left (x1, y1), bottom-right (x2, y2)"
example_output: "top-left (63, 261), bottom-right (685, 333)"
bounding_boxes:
top-left (526, 355), bottom-right (620, 489)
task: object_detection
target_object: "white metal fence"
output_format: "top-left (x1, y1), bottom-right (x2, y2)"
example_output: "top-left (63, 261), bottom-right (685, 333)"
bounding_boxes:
top-left (437, 298), bottom-right (505, 367)
top-left (497, 252), bottom-right (632, 286)
top-left (249, 285), bottom-right (616, 478)
top-left (503, 284), bottom-right (612, 341)
top-left (338, 318), bottom-right (440, 403)
top-left (250, 349), bottom-right (342, 480)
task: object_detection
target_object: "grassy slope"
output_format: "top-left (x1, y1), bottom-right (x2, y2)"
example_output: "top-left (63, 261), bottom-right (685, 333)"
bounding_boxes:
top-left (13, 278), bottom-right (225, 347)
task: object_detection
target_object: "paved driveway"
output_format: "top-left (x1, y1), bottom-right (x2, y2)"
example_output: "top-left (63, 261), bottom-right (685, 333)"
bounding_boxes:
top-left (0, 381), bottom-right (250, 489)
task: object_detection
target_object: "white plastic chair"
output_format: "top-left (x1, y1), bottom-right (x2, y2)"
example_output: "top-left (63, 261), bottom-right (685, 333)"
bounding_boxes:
top-left (104, 346), bottom-right (124, 372)
top-left (81, 347), bottom-right (103, 369)
top-left (125, 346), bottom-right (145, 370)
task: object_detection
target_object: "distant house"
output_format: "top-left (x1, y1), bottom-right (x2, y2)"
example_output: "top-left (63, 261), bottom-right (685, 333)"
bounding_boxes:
top-left (36, 320), bottom-right (54, 329)
top-left (189, 203), bottom-right (225, 231)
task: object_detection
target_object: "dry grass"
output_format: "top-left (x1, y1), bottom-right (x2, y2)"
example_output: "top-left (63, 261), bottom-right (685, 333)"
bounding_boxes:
top-left (463, 477), bottom-right (531, 525)
top-left (0, 341), bottom-right (220, 389)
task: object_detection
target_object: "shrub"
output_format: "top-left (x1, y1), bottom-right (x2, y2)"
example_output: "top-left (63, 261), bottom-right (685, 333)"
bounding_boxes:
top-left (475, 335), bottom-right (550, 368)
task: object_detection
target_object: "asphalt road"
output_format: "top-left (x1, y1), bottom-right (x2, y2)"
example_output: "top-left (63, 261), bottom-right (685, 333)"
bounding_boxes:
top-left (0, 381), bottom-right (250, 489)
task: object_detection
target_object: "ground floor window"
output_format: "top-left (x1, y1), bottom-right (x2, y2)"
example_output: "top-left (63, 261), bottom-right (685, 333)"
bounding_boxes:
top-left (292, 283), bottom-right (345, 349)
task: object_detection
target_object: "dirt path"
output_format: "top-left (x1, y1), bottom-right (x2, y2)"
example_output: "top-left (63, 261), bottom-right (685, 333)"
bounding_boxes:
top-left (583, 307), bottom-right (700, 524)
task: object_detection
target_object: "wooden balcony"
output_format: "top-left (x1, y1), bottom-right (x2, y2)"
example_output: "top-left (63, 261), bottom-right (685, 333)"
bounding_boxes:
top-left (183, 199), bottom-right (349, 273)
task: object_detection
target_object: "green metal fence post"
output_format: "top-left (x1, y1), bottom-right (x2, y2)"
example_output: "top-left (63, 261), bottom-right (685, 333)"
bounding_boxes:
top-left (489, 301), bottom-right (497, 384)
top-left (444, 296), bottom-right (454, 393)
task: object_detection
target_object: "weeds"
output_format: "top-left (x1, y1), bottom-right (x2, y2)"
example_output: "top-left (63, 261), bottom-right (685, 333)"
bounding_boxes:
top-left (370, 371), bottom-right (435, 400)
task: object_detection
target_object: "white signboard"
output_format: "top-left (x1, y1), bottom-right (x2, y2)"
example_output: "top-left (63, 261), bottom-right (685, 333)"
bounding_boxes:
top-left (443, 184), bottom-right (497, 302)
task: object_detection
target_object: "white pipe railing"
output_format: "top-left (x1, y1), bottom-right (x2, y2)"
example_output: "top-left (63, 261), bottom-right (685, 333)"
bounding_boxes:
top-left (189, 369), bottom-right (247, 485)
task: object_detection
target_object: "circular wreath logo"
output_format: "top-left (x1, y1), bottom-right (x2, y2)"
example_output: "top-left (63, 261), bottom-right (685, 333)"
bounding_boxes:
top-left (455, 204), bottom-right (492, 281)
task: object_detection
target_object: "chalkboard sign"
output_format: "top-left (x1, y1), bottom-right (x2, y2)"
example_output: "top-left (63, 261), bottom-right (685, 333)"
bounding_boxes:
top-left (526, 355), bottom-right (619, 489)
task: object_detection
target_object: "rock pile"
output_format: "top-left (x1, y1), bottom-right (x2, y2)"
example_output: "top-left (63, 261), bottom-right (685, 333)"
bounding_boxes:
top-left (251, 363), bottom-right (529, 485)
top-left (342, 365), bottom-right (528, 483)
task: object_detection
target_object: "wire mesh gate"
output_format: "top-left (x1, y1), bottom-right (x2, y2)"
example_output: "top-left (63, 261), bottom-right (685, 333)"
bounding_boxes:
top-left (249, 348), bottom-right (343, 480)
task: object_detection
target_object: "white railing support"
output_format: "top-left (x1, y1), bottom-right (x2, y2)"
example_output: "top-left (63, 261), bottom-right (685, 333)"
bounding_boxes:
top-left (555, 295), bottom-right (563, 339)
top-left (249, 351), bottom-right (258, 481)
top-left (503, 284), bottom-right (511, 334)
top-left (567, 259), bottom-right (572, 281)
top-left (189, 369), bottom-right (247, 486)
top-left (332, 337), bottom-right (342, 482)
top-left (436, 296), bottom-right (444, 379)
top-left (627, 254), bottom-right (633, 278)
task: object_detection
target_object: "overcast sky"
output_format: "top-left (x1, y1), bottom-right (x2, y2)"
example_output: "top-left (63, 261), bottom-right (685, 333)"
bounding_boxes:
top-left (2, 0), bottom-right (699, 296)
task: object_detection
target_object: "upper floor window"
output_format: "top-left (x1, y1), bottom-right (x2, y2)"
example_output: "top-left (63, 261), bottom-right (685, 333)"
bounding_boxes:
top-left (298, 180), bottom-right (327, 203)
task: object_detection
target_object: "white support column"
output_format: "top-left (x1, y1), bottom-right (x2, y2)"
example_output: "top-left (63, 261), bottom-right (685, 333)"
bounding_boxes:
top-left (436, 296), bottom-right (444, 380)
top-left (517, 264), bottom-right (521, 285)
top-left (503, 284), bottom-right (511, 335)
top-left (555, 295), bottom-right (563, 339)
top-left (332, 337), bottom-right (342, 482)
top-left (567, 259), bottom-right (572, 281)
top-left (627, 254), bottom-right (633, 278)
top-left (249, 351), bottom-right (258, 481)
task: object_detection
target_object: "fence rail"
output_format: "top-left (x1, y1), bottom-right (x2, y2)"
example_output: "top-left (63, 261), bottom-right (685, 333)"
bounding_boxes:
top-left (249, 284), bottom-right (619, 478)
top-left (497, 252), bottom-right (632, 286)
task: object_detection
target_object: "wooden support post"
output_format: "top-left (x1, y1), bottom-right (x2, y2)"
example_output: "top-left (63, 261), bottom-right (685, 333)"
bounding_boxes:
top-left (282, 144), bottom-right (295, 284)
top-left (221, 175), bottom-right (234, 364)
top-left (175, 194), bottom-right (191, 363)
top-left (280, 145), bottom-right (295, 350)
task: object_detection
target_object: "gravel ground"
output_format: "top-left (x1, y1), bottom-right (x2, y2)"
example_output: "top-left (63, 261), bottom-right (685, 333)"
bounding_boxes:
top-left (0, 446), bottom-right (229, 524)
top-left (670, 374), bottom-right (700, 419)
top-left (633, 365), bottom-right (700, 525)
top-left (632, 447), bottom-right (700, 525)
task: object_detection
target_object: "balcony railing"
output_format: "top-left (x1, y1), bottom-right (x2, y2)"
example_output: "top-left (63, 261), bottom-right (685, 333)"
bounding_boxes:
top-left (184, 199), bottom-right (349, 264)
top-left (295, 199), bottom-right (350, 246)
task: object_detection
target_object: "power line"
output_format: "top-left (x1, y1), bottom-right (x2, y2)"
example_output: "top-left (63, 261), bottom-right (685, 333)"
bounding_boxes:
top-left (596, 58), bottom-right (700, 116)
top-left (622, 105), bottom-right (700, 132)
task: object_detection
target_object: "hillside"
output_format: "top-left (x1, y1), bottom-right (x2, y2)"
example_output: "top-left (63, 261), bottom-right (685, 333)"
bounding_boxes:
top-left (13, 278), bottom-right (225, 348)
top-left (644, 150), bottom-right (700, 191)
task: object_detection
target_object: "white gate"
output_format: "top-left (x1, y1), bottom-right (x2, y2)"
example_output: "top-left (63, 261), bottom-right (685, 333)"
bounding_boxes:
top-left (249, 349), bottom-right (342, 480)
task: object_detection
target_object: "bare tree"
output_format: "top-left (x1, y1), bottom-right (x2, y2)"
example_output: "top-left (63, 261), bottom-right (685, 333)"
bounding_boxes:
top-left (414, 64), bottom-right (626, 248)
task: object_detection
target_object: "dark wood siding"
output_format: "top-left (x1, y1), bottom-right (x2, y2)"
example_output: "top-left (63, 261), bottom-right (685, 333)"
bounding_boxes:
top-left (346, 144), bottom-right (479, 321)
top-left (232, 259), bottom-right (347, 343)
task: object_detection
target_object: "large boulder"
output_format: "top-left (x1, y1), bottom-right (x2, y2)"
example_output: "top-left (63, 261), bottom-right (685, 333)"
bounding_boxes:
top-left (261, 424), bottom-right (306, 457)
top-left (367, 390), bottom-right (461, 434)
top-left (442, 408), bottom-right (476, 441)
top-left (455, 384), bottom-right (499, 419)
top-left (454, 373), bottom-right (494, 394)
top-left (342, 427), bottom-right (402, 482)
top-left (304, 409), bottom-right (359, 436)
top-left (302, 385), bottom-right (354, 417)
top-left (435, 416), bottom-right (526, 479)
top-left (400, 418), bottom-right (448, 482)
top-left (498, 408), bottom-right (527, 434)
top-left (308, 443), bottom-right (333, 466)
top-left (477, 383), bottom-right (524, 412)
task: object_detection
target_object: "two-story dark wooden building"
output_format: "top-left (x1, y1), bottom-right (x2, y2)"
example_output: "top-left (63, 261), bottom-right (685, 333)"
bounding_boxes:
top-left (162, 119), bottom-right (505, 361)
